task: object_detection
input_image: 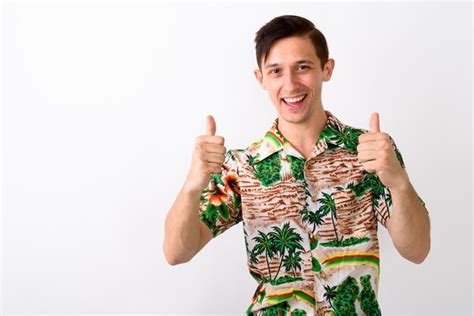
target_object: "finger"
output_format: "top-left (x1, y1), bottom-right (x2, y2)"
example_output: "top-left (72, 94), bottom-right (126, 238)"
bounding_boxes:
top-left (358, 150), bottom-right (377, 162)
top-left (361, 160), bottom-right (377, 173)
top-left (204, 143), bottom-right (227, 155)
top-left (206, 115), bottom-right (216, 136)
top-left (357, 141), bottom-right (382, 152)
top-left (203, 153), bottom-right (225, 165)
top-left (370, 112), bottom-right (380, 133)
top-left (205, 162), bottom-right (223, 174)
top-left (198, 135), bottom-right (225, 145)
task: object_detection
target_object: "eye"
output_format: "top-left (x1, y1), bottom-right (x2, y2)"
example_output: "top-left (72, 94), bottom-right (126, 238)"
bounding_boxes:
top-left (269, 68), bottom-right (280, 75)
top-left (298, 65), bottom-right (309, 70)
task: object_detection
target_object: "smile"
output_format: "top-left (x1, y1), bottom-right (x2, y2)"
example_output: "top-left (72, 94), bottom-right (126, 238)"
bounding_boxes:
top-left (281, 94), bottom-right (307, 107)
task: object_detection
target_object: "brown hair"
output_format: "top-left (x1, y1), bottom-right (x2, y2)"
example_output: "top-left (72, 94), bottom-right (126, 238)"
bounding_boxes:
top-left (255, 15), bottom-right (329, 71)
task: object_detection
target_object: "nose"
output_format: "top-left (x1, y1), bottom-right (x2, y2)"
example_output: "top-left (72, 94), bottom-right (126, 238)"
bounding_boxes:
top-left (283, 70), bottom-right (299, 93)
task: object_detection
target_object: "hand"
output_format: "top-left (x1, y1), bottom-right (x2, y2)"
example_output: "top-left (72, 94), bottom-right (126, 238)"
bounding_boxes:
top-left (184, 115), bottom-right (227, 193)
top-left (357, 112), bottom-right (409, 190)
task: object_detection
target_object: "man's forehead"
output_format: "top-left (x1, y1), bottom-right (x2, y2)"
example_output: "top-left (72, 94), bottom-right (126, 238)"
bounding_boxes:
top-left (263, 37), bottom-right (320, 68)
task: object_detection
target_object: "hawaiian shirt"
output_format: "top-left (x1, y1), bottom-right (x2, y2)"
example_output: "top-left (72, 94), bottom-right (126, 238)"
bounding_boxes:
top-left (198, 110), bottom-right (426, 316)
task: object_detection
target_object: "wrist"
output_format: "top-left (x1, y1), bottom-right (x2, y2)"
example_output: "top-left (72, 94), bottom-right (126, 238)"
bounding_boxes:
top-left (390, 173), bottom-right (412, 194)
top-left (182, 180), bottom-right (205, 195)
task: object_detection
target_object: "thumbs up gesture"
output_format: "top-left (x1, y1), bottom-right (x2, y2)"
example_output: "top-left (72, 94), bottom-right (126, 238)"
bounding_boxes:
top-left (356, 112), bottom-right (409, 190)
top-left (184, 115), bottom-right (227, 192)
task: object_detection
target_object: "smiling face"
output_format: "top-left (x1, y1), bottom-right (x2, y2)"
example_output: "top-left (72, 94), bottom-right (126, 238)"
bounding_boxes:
top-left (254, 35), bottom-right (335, 125)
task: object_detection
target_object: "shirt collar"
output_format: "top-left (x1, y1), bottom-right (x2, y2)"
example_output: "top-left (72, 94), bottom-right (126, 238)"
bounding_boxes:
top-left (249, 110), bottom-right (351, 163)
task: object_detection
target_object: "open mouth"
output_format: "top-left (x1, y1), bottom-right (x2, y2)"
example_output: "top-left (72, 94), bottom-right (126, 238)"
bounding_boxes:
top-left (281, 94), bottom-right (307, 108)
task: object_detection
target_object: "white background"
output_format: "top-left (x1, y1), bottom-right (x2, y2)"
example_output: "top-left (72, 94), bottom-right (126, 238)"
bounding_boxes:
top-left (1, 1), bottom-right (472, 315)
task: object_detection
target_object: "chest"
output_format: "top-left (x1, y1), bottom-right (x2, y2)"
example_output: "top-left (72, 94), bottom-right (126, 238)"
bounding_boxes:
top-left (238, 148), bottom-right (377, 242)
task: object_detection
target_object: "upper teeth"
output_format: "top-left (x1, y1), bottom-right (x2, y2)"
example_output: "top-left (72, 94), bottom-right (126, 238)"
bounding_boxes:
top-left (284, 94), bottom-right (305, 103)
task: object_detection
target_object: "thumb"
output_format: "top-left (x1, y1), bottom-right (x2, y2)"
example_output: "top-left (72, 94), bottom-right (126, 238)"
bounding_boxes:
top-left (206, 115), bottom-right (216, 136)
top-left (370, 112), bottom-right (380, 133)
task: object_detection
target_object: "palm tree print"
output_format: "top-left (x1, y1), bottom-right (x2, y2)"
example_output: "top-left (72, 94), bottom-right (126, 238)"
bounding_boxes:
top-left (317, 191), bottom-right (340, 243)
top-left (300, 207), bottom-right (325, 234)
top-left (252, 230), bottom-right (276, 280)
top-left (268, 222), bottom-right (305, 281)
top-left (323, 284), bottom-right (337, 311)
top-left (250, 222), bottom-right (305, 285)
top-left (283, 249), bottom-right (303, 278)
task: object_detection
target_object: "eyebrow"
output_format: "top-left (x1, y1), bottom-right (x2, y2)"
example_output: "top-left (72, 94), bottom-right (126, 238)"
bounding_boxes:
top-left (264, 59), bottom-right (315, 69)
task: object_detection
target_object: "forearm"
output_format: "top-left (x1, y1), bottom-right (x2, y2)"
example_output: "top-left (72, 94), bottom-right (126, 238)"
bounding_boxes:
top-left (386, 179), bottom-right (431, 264)
top-left (163, 184), bottom-right (202, 265)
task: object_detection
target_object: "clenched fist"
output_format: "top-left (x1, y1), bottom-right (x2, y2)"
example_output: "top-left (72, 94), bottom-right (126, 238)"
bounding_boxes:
top-left (184, 115), bottom-right (227, 193)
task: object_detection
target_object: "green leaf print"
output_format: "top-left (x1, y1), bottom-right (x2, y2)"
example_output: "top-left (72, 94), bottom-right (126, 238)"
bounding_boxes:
top-left (359, 274), bottom-right (381, 316)
top-left (320, 124), bottom-right (364, 152)
top-left (320, 236), bottom-right (370, 248)
top-left (218, 203), bottom-right (230, 221)
top-left (291, 308), bottom-right (307, 316)
top-left (332, 276), bottom-right (360, 316)
top-left (261, 301), bottom-right (291, 315)
top-left (254, 152), bottom-right (282, 187)
top-left (199, 202), bottom-right (218, 229)
top-left (311, 255), bottom-right (322, 272)
top-left (234, 193), bottom-right (241, 211)
top-left (287, 155), bottom-right (305, 181)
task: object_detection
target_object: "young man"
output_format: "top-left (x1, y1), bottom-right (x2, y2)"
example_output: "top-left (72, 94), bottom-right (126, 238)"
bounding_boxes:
top-left (163, 15), bottom-right (430, 315)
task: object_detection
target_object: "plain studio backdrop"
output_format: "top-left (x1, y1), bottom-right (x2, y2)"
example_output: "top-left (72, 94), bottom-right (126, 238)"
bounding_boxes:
top-left (1, 1), bottom-right (472, 315)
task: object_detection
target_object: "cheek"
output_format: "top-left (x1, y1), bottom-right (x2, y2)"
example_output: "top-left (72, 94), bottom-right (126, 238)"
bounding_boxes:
top-left (302, 75), bottom-right (320, 90)
top-left (267, 84), bottom-right (282, 101)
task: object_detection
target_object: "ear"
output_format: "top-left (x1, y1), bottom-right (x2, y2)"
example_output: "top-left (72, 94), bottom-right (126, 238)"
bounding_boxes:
top-left (254, 68), bottom-right (267, 90)
top-left (322, 58), bottom-right (335, 82)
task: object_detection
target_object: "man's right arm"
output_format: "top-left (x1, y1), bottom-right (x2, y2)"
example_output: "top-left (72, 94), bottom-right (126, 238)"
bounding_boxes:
top-left (163, 184), bottom-right (213, 265)
top-left (162, 115), bottom-right (225, 266)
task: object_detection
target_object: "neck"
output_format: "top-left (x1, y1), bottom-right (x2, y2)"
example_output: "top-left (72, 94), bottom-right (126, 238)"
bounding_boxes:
top-left (277, 106), bottom-right (328, 159)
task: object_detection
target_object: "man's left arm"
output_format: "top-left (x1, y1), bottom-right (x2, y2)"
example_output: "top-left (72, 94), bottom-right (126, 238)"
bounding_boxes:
top-left (386, 174), bottom-right (431, 264)
top-left (357, 112), bottom-right (431, 264)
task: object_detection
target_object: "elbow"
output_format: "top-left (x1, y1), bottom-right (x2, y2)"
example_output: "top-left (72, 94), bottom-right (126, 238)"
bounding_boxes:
top-left (163, 249), bottom-right (182, 266)
top-left (162, 242), bottom-right (190, 266)
top-left (408, 239), bottom-right (431, 265)
top-left (163, 243), bottom-right (179, 266)
top-left (164, 252), bottom-right (180, 266)
top-left (411, 254), bottom-right (429, 264)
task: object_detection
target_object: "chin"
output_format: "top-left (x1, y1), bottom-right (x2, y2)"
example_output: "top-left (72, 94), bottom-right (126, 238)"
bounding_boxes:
top-left (279, 112), bottom-right (310, 124)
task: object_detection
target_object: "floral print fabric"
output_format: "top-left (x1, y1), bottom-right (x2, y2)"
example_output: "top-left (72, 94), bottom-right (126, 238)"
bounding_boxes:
top-left (198, 110), bottom-right (426, 315)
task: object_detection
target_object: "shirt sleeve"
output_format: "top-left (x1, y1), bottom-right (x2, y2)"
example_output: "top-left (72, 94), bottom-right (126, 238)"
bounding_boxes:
top-left (198, 149), bottom-right (242, 238)
top-left (373, 136), bottom-right (427, 228)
